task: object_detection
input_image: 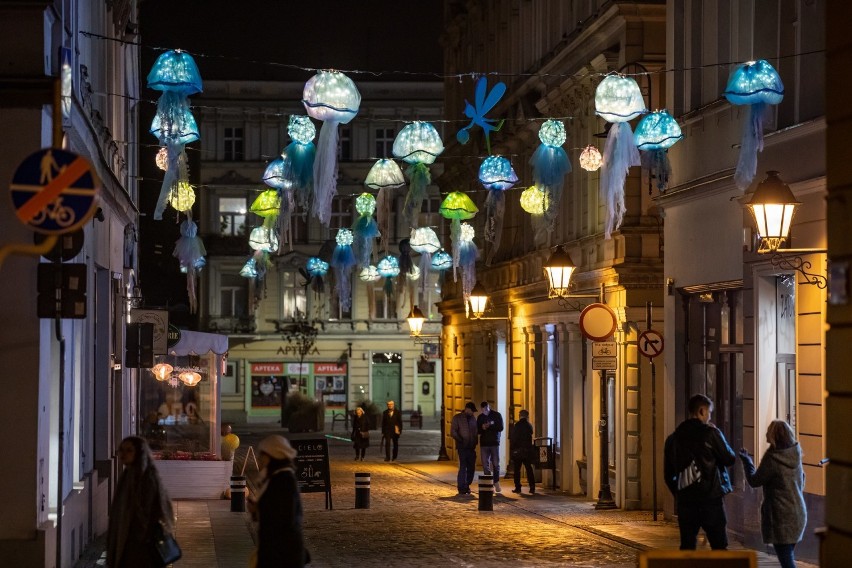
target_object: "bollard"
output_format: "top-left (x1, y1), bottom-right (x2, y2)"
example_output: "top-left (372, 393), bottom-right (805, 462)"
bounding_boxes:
top-left (478, 473), bottom-right (494, 511)
top-left (355, 472), bottom-right (371, 509)
top-left (230, 475), bottom-right (247, 512)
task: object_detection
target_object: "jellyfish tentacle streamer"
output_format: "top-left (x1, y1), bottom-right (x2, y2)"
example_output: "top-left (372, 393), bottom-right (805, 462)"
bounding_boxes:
top-left (393, 122), bottom-right (444, 230)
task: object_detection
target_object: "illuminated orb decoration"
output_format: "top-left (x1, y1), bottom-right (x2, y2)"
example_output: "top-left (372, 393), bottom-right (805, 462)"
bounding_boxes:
top-left (595, 75), bottom-right (647, 123)
top-left (302, 71), bottom-right (361, 124)
top-left (723, 60), bottom-right (785, 106)
top-left (288, 114), bottom-right (316, 144)
top-left (410, 227), bottom-right (441, 254)
top-left (146, 50), bottom-right (203, 95)
top-left (150, 363), bottom-right (173, 381)
top-left (355, 193), bottom-right (377, 216)
top-left (359, 265), bottom-right (381, 282)
top-left (377, 255), bottom-right (400, 278)
top-left (250, 189), bottom-right (281, 218)
top-left (634, 110), bottom-right (683, 150)
top-left (431, 250), bottom-right (452, 271)
top-left (460, 222), bottom-right (475, 243)
top-left (392, 121), bottom-right (444, 165)
top-left (248, 226), bottom-right (279, 252)
top-left (439, 191), bottom-right (478, 221)
top-left (179, 370), bottom-right (202, 387)
top-left (155, 147), bottom-right (169, 171)
top-left (538, 120), bottom-right (567, 146)
top-left (168, 180), bottom-right (195, 211)
top-left (306, 257), bottom-right (329, 277)
top-left (478, 156), bottom-right (519, 191)
top-left (364, 158), bottom-right (405, 189)
top-left (579, 145), bottom-right (603, 172)
top-left (520, 186), bottom-right (549, 215)
top-left (240, 258), bottom-right (258, 278)
top-left (336, 227), bottom-right (354, 246)
top-left (406, 265), bottom-right (421, 281)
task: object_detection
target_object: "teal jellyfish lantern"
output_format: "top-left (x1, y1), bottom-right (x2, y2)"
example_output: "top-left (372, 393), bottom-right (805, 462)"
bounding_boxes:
top-left (239, 257), bottom-right (258, 279)
top-left (148, 50), bottom-right (203, 220)
top-left (283, 115), bottom-right (317, 212)
top-left (431, 249), bottom-right (452, 272)
top-left (306, 256), bottom-right (329, 294)
top-left (723, 60), bottom-right (785, 190)
top-left (634, 110), bottom-right (683, 193)
top-left (410, 227), bottom-right (441, 293)
top-left (303, 71), bottom-right (361, 227)
top-left (331, 228), bottom-right (356, 311)
top-left (365, 158), bottom-right (405, 254)
top-left (440, 191), bottom-right (478, 281)
top-left (529, 120), bottom-right (572, 240)
top-left (393, 121), bottom-right (444, 229)
top-left (595, 74), bottom-right (645, 239)
top-left (456, 76), bottom-right (506, 154)
top-left (173, 219), bottom-right (206, 313)
top-left (479, 156), bottom-right (518, 264)
top-left (377, 254), bottom-right (400, 302)
top-left (352, 193), bottom-right (380, 269)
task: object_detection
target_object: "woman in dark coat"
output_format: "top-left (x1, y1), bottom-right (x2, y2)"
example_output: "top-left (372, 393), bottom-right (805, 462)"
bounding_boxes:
top-left (107, 436), bottom-right (174, 568)
top-left (252, 435), bottom-right (307, 568)
top-left (739, 420), bottom-right (807, 568)
top-left (351, 406), bottom-right (370, 460)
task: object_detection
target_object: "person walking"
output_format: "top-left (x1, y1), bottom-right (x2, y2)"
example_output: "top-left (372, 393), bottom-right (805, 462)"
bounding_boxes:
top-left (664, 394), bottom-right (736, 550)
top-left (250, 435), bottom-right (308, 568)
top-left (351, 406), bottom-right (370, 461)
top-left (477, 401), bottom-right (504, 493)
top-left (509, 409), bottom-right (536, 495)
top-left (450, 402), bottom-right (479, 495)
top-left (739, 420), bottom-right (807, 568)
top-left (107, 436), bottom-right (175, 568)
top-left (381, 400), bottom-right (404, 462)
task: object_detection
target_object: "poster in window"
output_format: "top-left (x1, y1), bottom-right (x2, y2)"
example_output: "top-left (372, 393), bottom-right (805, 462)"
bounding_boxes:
top-left (251, 362), bottom-right (284, 408)
top-left (314, 362), bottom-right (347, 411)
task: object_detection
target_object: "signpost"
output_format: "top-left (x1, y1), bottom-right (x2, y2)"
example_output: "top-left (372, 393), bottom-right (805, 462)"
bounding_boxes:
top-left (294, 438), bottom-right (332, 509)
top-left (639, 321), bottom-right (665, 520)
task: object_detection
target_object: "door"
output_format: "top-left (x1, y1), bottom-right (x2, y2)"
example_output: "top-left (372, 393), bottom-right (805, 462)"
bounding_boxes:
top-left (371, 353), bottom-right (401, 406)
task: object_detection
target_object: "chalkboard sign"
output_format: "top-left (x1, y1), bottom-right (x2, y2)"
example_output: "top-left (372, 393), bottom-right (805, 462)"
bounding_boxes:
top-left (294, 438), bottom-right (332, 509)
top-left (639, 550), bottom-right (756, 568)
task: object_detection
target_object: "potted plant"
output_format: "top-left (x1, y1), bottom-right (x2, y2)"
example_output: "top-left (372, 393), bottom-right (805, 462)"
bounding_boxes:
top-left (283, 392), bottom-right (325, 432)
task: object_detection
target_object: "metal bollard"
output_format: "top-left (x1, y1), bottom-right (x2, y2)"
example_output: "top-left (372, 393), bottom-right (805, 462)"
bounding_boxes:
top-left (478, 473), bottom-right (494, 511)
top-left (355, 472), bottom-right (371, 509)
top-left (230, 475), bottom-right (246, 512)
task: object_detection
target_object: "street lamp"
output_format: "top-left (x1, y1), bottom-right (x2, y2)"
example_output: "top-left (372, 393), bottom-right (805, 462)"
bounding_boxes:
top-left (467, 282), bottom-right (511, 321)
top-left (406, 305), bottom-right (426, 336)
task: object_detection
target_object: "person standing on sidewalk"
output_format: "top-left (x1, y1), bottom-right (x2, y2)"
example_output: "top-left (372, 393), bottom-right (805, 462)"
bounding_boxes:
top-left (477, 401), bottom-right (504, 493)
top-left (351, 406), bottom-right (370, 461)
top-left (381, 400), bottom-right (403, 462)
top-left (510, 409), bottom-right (536, 495)
top-left (738, 420), bottom-right (807, 568)
top-left (664, 394), bottom-right (736, 550)
top-left (451, 402), bottom-right (479, 495)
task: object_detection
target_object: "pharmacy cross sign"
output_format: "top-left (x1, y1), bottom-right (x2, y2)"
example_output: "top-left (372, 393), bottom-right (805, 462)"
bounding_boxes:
top-left (638, 329), bottom-right (664, 359)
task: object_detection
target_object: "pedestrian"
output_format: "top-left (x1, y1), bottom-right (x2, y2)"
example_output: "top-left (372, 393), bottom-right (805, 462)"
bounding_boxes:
top-left (450, 401), bottom-right (479, 495)
top-left (381, 399), bottom-right (403, 462)
top-left (107, 436), bottom-right (175, 568)
top-left (249, 435), bottom-right (308, 568)
top-left (664, 394), bottom-right (736, 550)
top-left (351, 406), bottom-right (370, 461)
top-left (509, 409), bottom-right (536, 495)
top-left (477, 401), bottom-right (504, 493)
top-left (738, 420), bottom-right (807, 568)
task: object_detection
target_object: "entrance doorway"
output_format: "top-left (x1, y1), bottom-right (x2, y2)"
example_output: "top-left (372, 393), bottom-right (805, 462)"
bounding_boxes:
top-left (372, 352), bottom-right (401, 407)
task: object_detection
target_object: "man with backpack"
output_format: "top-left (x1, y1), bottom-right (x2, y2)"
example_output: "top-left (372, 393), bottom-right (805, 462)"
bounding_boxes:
top-left (664, 394), bottom-right (736, 550)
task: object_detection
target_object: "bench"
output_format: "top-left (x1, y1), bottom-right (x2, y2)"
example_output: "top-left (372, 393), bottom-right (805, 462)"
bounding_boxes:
top-left (331, 410), bottom-right (350, 431)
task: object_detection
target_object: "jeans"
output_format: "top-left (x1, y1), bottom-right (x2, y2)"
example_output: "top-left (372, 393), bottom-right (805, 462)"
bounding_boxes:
top-left (384, 434), bottom-right (399, 460)
top-left (676, 497), bottom-right (728, 550)
top-left (457, 447), bottom-right (477, 493)
top-left (480, 445), bottom-right (500, 483)
top-left (514, 456), bottom-right (535, 492)
top-left (774, 543), bottom-right (797, 568)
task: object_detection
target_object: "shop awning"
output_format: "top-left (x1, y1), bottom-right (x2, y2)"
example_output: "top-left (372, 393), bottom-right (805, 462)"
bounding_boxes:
top-left (168, 330), bottom-right (228, 356)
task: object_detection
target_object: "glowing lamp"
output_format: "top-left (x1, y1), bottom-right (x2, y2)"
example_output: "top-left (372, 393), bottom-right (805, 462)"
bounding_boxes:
top-left (359, 265), bottom-right (380, 282)
top-left (520, 186), bottom-right (548, 215)
top-left (151, 363), bottom-right (173, 381)
top-left (169, 181), bottom-right (195, 212)
top-left (538, 120), bottom-right (567, 146)
top-left (250, 189), bottom-right (281, 218)
top-left (595, 75), bottom-right (647, 123)
top-left (406, 306), bottom-right (426, 336)
top-left (410, 227), bottom-right (441, 255)
top-left (307, 257), bottom-right (329, 277)
top-left (240, 258), bottom-right (258, 278)
top-left (745, 171), bottom-right (799, 253)
top-left (723, 60), bottom-right (785, 106)
top-left (302, 71), bottom-right (361, 124)
top-left (150, 107), bottom-right (199, 145)
top-left (439, 191), bottom-right (478, 221)
top-left (262, 157), bottom-right (291, 190)
top-left (579, 145), bottom-right (603, 172)
top-left (431, 250), bottom-right (452, 271)
top-left (468, 282), bottom-right (490, 319)
top-left (377, 255), bottom-right (400, 278)
top-left (478, 156), bottom-right (518, 191)
top-left (248, 227), bottom-right (279, 252)
top-left (407, 265), bottom-right (421, 281)
top-left (288, 115), bottom-right (316, 144)
top-left (355, 193), bottom-right (376, 216)
top-left (155, 147), bottom-right (169, 171)
top-left (392, 121), bottom-right (444, 165)
top-left (146, 50), bottom-right (203, 95)
top-left (634, 111), bottom-right (683, 150)
top-left (336, 227), bottom-right (354, 246)
top-left (460, 222), bottom-right (475, 243)
top-left (543, 248), bottom-right (578, 298)
top-left (365, 159), bottom-right (405, 190)
top-left (178, 370), bottom-right (202, 387)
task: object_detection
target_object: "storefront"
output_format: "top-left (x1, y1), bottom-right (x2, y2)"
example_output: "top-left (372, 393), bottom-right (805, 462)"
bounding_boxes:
top-left (246, 360), bottom-right (348, 422)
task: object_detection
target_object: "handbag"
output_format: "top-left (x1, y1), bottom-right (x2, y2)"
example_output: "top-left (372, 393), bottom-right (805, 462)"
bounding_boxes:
top-left (359, 430), bottom-right (370, 439)
top-left (151, 521), bottom-right (182, 566)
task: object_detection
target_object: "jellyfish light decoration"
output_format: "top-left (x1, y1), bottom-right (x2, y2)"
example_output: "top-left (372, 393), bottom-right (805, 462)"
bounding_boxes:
top-left (479, 156), bottom-right (518, 264)
top-left (282, 115), bottom-right (317, 211)
top-left (633, 110), bottom-right (683, 193)
top-left (173, 219), bottom-right (206, 313)
top-left (520, 185), bottom-right (549, 237)
top-left (410, 227), bottom-right (441, 294)
top-left (397, 238), bottom-right (415, 283)
top-left (579, 145), bottom-right (603, 172)
top-left (393, 121), bottom-right (444, 229)
top-left (529, 120), bottom-right (572, 238)
top-left (431, 249), bottom-right (452, 273)
top-left (723, 60), bottom-right (785, 190)
top-left (331, 228), bottom-right (356, 311)
top-left (377, 254), bottom-right (400, 304)
top-left (302, 71), bottom-right (361, 226)
top-left (439, 191), bottom-right (478, 282)
top-left (147, 50), bottom-right (202, 220)
top-left (365, 158), bottom-right (405, 254)
top-left (457, 222), bottom-right (479, 306)
top-left (595, 74), bottom-right (646, 239)
top-left (305, 257), bottom-right (329, 294)
top-left (352, 193), bottom-right (380, 268)
top-left (456, 76), bottom-right (506, 155)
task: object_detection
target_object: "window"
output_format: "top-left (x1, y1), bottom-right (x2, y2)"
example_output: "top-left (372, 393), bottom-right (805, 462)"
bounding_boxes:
top-left (374, 126), bottom-right (395, 158)
top-left (329, 194), bottom-right (353, 233)
top-left (223, 127), bottom-right (244, 161)
top-left (414, 271), bottom-right (442, 320)
top-left (279, 269), bottom-right (307, 321)
top-left (372, 284), bottom-right (395, 320)
top-left (219, 273), bottom-right (248, 318)
top-left (329, 286), bottom-right (352, 321)
top-left (338, 126), bottom-right (351, 161)
top-left (218, 197), bottom-right (247, 236)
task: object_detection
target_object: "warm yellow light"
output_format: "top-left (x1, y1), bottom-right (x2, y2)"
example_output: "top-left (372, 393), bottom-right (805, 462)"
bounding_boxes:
top-left (150, 363), bottom-right (173, 381)
top-left (406, 306), bottom-right (426, 336)
top-left (468, 282), bottom-right (489, 319)
top-left (745, 171), bottom-right (800, 253)
top-left (179, 370), bottom-right (202, 387)
top-left (543, 248), bottom-right (577, 298)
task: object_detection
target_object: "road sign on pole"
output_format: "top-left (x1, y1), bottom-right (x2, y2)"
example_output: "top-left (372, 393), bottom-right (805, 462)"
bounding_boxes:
top-left (10, 148), bottom-right (100, 234)
top-left (638, 329), bottom-right (664, 359)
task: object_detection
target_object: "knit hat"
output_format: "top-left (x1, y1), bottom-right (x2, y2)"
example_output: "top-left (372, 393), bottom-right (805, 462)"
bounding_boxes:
top-left (465, 402), bottom-right (477, 412)
top-left (257, 435), bottom-right (297, 461)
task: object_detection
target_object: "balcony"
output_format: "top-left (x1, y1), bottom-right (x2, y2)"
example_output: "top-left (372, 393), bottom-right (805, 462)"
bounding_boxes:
top-left (206, 315), bottom-right (256, 334)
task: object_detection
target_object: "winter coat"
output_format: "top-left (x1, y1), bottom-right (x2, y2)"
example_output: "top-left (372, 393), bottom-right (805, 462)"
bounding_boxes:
top-left (509, 417), bottom-right (534, 460)
top-left (477, 410), bottom-right (504, 447)
top-left (450, 411), bottom-right (478, 450)
top-left (741, 443), bottom-right (807, 545)
top-left (381, 408), bottom-right (403, 438)
top-left (257, 466), bottom-right (305, 568)
top-left (352, 413), bottom-right (371, 449)
top-left (664, 418), bottom-right (736, 502)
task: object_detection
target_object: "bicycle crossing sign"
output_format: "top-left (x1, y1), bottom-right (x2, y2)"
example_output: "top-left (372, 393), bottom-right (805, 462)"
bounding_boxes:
top-left (9, 148), bottom-right (100, 234)
top-left (638, 329), bottom-right (664, 359)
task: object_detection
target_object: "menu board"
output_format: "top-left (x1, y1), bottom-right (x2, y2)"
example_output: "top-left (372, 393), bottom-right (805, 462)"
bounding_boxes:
top-left (293, 437), bottom-right (332, 509)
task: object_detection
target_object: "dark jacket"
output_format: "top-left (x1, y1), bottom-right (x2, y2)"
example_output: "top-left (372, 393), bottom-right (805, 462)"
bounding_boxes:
top-left (477, 410), bottom-right (504, 447)
top-left (257, 466), bottom-right (305, 568)
top-left (664, 418), bottom-right (736, 501)
top-left (450, 411), bottom-right (478, 449)
top-left (351, 413), bottom-right (370, 449)
top-left (741, 443), bottom-right (807, 545)
top-left (509, 417), bottom-right (534, 452)
top-left (381, 408), bottom-right (403, 437)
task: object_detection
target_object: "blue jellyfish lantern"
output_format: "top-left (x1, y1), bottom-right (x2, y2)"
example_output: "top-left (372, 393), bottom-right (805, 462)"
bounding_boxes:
top-left (431, 249), bottom-right (452, 272)
top-left (352, 193), bottom-right (380, 269)
top-left (239, 257), bottom-right (258, 279)
top-left (303, 71), bottom-right (361, 227)
top-left (529, 120), bottom-right (572, 240)
top-left (595, 74), bottom-right (646, 239)
top-left (306, 256), bottom-right (329, 294)
top-left (633, 110), bottom-right (683, 193)
top-left (393, 121), bottom-right (444, 229)
top-left (283, 115), bottom-right (317, 212)
top-left (456, 76), bottom-right (506, 154)
top-left (173, 219), bottom-right (206, 313)
top-left (365, 158), bottom-right (405, 254)
top-left (479, 156), bottom-right (518, 264)
top-left (377, 254), bottom-right (400, 303)
top-left (331, 228), bottom-right (356, 311)
top-left (723, 60), bottom-right (785, 190)
top-left (148, 50), bottom-right (203, 220)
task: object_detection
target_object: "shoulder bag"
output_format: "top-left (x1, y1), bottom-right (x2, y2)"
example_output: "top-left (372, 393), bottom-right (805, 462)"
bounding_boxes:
top-left (151, 521), bottom-right (182, 566)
